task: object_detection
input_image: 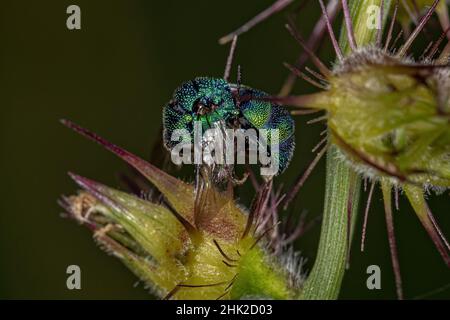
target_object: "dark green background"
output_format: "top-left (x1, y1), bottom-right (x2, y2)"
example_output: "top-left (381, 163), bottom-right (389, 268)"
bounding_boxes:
top-left (1, 0), bottom-right (449, 299)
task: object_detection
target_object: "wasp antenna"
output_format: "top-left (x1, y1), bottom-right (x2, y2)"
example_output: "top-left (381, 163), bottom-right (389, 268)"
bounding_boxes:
top-left (218, 0), bottom-right (294, 44)
top-left (223, 36), bottom-right (238, 81)
top-left (285, 22), bottom-right (332, 78)
top-left (382, 182), bottom-right (404, 300)
top-left (282, 144), bottom-right (327, 210)
top-left (341, 0), bottom-right (358, 51)
top-left (398, 0), bottom-right (440, 57)
top-left (280, 0), bottom-right (339, 95)
top-left (385, 0), bottom-right (399, 52)
top-left (283, 63), bottom-right (328, 89)
top-left (376, 0), bottom-right (385, 47)
top-left (361, 181), bottom-right (376, 252)
top-left (319, 0), bottom-right (344, 60)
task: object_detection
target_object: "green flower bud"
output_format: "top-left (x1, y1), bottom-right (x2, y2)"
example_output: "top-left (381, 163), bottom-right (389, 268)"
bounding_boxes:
top-left (60, 120), bottom-right (303, 299)
top-left (308, 48), bottom-right (450, 189)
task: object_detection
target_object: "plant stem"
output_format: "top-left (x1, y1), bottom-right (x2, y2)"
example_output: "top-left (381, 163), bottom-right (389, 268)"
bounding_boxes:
top-left (300, 146), bottom-right (360, 299)
top-left (300, 0), bottom-right (391, 300)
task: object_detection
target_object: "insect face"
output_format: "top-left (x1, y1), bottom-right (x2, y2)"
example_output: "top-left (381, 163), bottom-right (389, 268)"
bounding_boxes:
top-left (163, 77), bottom-right (238, 150)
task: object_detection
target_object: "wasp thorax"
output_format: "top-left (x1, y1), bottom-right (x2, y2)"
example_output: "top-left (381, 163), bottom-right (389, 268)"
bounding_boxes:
top-left (315, 47), bottom-right (450, 189)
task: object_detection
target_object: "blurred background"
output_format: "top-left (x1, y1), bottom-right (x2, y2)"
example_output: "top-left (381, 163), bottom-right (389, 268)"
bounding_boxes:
top-left (0, 0), bottom-right (449, 299)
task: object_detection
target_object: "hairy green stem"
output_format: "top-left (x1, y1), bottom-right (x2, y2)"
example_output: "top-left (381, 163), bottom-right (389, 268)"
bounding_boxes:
top-left (300, 0), bottom-right (391, 300)
top-left (300, 146), bottom-right (360, 299)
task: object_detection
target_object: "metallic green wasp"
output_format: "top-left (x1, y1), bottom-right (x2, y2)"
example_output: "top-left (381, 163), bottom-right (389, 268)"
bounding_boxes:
top-left (162, 77), bottom-right (295, 179)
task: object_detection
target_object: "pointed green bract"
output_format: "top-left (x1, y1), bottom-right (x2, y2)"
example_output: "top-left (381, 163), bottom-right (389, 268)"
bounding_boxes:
top-left (62, 121), bottom-right (303, 299)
